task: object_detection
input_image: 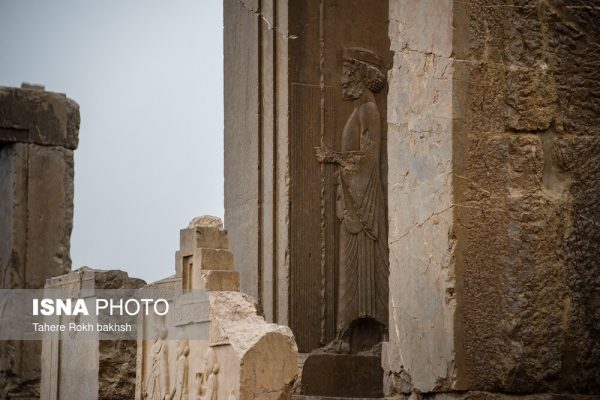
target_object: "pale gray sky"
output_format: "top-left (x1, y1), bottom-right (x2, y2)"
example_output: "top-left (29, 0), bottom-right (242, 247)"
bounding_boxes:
top-left (0, 0), bottom-right (224, 283)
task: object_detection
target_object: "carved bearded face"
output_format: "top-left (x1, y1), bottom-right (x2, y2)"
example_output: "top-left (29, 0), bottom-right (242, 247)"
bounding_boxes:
top-left (341, 60), bottom-right (365, 101)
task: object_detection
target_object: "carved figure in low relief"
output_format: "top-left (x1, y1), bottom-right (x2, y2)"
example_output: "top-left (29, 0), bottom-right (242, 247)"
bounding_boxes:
top-left (195, 347), bottom-right (219, 400)
top-left (316, 47), bottom-right (389, 339)
top-left (167, 339), bottom-right (189, 400)
top-left (143, 321), bottom-right (169, 400)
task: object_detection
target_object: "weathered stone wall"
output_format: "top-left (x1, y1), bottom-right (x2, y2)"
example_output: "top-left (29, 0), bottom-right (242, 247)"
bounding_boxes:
top-left (223, 0), bottom-right (262, 303)
top-left (40, 268), bottom-right (145, 400)
top-left (224, 0), bottom-right (392, 354)
top-left (135, 217), bottom-right (298, 400)
top-left (0, 84), bottom-right (79, 399)
top-left (453, 0), bottom-right (600, 393)
top-left (385, 0), bottom-right (600, 397)
top-left (383, 0), bottom-right (456, 394)
top-left (0, 85), bottom-right (79, 290)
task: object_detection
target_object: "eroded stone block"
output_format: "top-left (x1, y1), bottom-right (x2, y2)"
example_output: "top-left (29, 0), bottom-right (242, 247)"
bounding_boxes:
top-left (385, 0), bottom-right (600, 396)
top-left (196, 270), bottom-right (240, 292)
top-left (0, 85), bottom-right (80, 149)
top-left (178, 216), bottom-right (236, 290)
top-left (0, 85), bottom-right (80, 399)
top-left (40, 268), bottom-right (145, 400)
top-left (192, 248), bottom-right (234, 271)
top-left (136, 218), bottom-right (298, 400)
top-left (180, 227), bottom-right (229, 256)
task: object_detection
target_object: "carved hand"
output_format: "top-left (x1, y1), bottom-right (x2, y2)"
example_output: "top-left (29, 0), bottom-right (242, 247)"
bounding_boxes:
top-left (315, 146), bottom-right (339, 163)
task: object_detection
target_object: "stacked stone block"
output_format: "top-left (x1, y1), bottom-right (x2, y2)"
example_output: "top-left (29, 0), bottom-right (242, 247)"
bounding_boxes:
top-left (40, 268), bottom-right (145, 400)
top-left (176, 216), bottom-right (239, 292)
top-left (135, 217), bottom-right (298, 400)
top-left (0, 84), bottom-right (79, 399)
top-left (384, 1), bottom-right (600, 398)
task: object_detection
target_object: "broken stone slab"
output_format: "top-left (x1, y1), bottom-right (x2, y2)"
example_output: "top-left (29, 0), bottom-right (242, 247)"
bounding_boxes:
top-left (0, 85), bottom-right (80, 150)
top-left (136, 217), bottom-right (299, 400)
top-left (136, 289), bottom-right (299, 400)
top-left (40, 267), bottom-right (146, 400)
top-left (209, 291), bottom-right (299, 400)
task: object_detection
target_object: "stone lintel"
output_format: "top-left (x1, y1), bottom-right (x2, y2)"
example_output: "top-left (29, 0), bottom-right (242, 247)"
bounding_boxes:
top-left (0, 85), bottom-right (80, 150)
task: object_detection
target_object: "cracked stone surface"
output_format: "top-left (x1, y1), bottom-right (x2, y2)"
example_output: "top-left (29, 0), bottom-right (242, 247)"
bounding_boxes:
top-left (385, 0), bottom-right (600, 396)
top-left (136, 219), bottom-right (298, 400)
top-left (40, 268), bottom-right (146, 400)
top-left (0, 85), bottom-right (80, 400)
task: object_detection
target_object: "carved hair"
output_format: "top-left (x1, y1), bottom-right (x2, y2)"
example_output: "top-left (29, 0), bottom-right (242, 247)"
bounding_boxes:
top-left (363, 62), bottom-right (386, 93)
top-left (346, 59), bottom-right (386, 94)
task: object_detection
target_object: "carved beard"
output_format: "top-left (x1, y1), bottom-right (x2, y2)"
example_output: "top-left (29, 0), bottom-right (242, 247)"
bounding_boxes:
top-left (342, 81), bottom-right (364, 101)
top-left (341, 62), bottom-right (366, 101)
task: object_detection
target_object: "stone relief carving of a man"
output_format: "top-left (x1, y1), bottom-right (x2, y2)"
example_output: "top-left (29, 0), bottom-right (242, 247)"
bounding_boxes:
top-left (143, 322), bottom-right (169, 400)
top-left (317, 47), bottom-right (389, 341)
top-left (167, 340), bottom-right (189, 400)
top-left (195, 347), bottom-right (219, 400)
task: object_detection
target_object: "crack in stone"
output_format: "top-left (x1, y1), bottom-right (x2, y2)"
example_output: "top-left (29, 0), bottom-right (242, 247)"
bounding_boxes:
top-left (389, 205), bottom-right (455, 245)
top-left (389, 170), bottom-right (452, 196)
top-left (235, 0), bottom-right (298, 40)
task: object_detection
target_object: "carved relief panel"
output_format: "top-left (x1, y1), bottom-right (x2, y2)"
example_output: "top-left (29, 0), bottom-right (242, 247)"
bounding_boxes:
top-left (288, 0), bottom-right (391, 352)
top-left (223, 0), bottom-right (390, 354)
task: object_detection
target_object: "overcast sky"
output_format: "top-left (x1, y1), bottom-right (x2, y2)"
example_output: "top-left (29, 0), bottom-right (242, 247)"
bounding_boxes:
top-left (0, 1), bottom-right (224, 283)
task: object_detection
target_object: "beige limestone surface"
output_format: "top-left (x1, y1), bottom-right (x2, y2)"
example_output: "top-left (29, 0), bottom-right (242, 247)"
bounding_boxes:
top-left (40, 267), bottom-right (145, 400)
top-left (136, 217), bottom-right (299, 400)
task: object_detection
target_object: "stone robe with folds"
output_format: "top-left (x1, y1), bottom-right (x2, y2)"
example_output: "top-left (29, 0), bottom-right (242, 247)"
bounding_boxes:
top-left (337, 99), bottom-right (389, 334)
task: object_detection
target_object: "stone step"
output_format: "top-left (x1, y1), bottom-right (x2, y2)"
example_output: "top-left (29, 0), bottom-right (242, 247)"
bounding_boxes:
top-left (293, 396), bottom-right (383, 400)
top-left (299, 353), bottom-right (383, 398)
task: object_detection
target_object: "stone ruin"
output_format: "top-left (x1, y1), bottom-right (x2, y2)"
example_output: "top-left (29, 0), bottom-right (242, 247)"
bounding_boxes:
top-left (223, 0), bottom-right (600, 399)
top-left (36, 217), bottom-right (298, 400)
top-left (0, 84), bottom-right (80, 399)
top-left (134, 217), bottom-right (298, 400)
top-left (1, 0), bottom-right (600, 399)
top-left (40, 268), bottom-right (145, 400)
top-left (0, 85), bottom-right (300, 400)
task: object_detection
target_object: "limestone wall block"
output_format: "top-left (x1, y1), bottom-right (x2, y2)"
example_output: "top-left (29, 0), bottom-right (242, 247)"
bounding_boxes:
top-left (0, 85), bottom-right (79, 149)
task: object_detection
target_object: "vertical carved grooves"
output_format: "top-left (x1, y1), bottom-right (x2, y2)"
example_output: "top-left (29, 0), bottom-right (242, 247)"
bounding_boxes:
top-left (257, 0), bottom-right (263, 308)
top-left (272, 0), bottom-right (279, 324)
top-left (24, 145), bottom-right (29, 285)
top-left (290, 84), bottom-right (321, 352)
top-left (324, 87), bottom-right (337, 343)
top-left (21, 141), bottom-right (30, 376)
top-left (318, 0), bottom-right (327, 346)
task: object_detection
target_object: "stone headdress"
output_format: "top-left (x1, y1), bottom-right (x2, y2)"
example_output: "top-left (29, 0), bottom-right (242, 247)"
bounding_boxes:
top-left (342, 47), bottom-right (386, 93)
